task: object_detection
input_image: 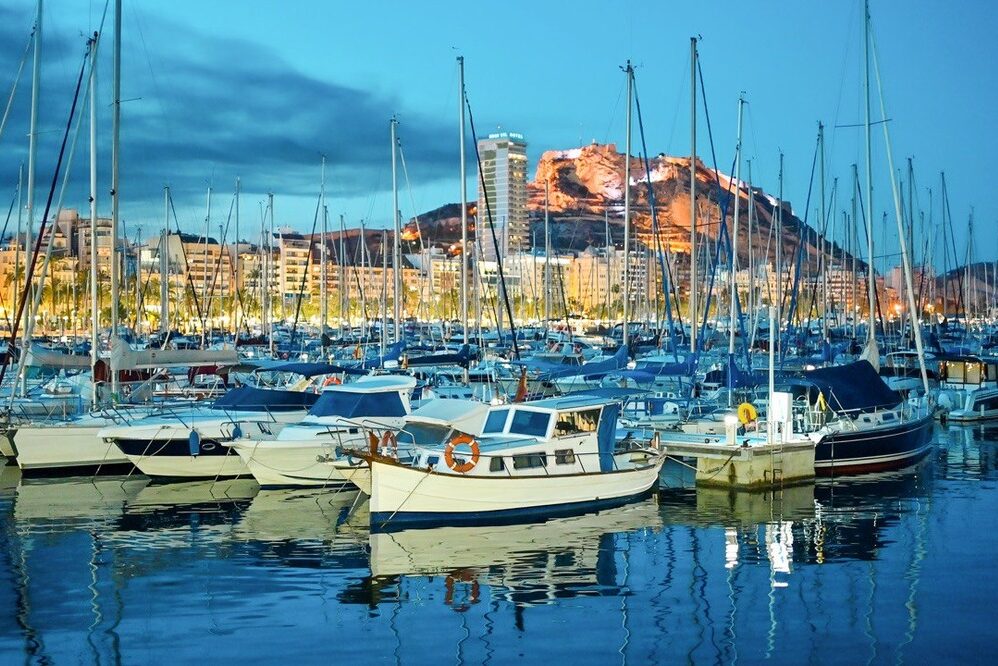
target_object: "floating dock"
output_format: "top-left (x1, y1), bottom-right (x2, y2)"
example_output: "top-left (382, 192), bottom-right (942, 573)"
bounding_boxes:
top-left (661, 431), bottom-right (816, 489)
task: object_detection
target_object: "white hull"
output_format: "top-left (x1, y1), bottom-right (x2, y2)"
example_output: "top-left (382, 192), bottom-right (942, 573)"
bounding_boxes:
top-left (231, 439), bottom-right (359, 488)
top-left (334, 462), bottom-right (371, 494)
top-left (368, 454), bottom-right (665, 529)
top-left (126, 451), bottom-right (250, 479)
top-left (14, 424), bottom-right (130, 472)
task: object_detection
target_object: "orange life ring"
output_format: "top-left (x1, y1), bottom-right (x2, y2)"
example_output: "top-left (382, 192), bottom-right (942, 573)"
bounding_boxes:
top-left (444, 434), bottom-right (480, 473)
top-left (323, 375), bottom-right (341, 387)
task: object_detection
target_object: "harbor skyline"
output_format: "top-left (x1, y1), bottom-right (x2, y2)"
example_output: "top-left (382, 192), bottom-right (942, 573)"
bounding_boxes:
top-left (0, 0), bottom-right (995, 265)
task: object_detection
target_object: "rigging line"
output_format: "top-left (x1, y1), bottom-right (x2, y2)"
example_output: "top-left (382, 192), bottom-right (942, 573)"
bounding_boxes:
top-left (0, 40), bottom-right (89, 391)
top-left (464, 90), bottom-right (520, 359)
top-left (0, 29), bottom-right (34, 148)
top-left (202, 192), bottom-right (237, 323)
top-left (0, 185), bottom-right (21, 331)
top-left (289, 194), bottom-right (322, 347)
top-left (168, 192), bottom-right (207, 332)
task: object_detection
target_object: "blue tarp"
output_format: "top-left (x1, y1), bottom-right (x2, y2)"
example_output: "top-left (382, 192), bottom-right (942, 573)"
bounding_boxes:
top-left (212, 386), bottom-right (318, 412)
top-left (513, 346), bottom-right (629, 380)
top-left (786, 360), bottom-right (903, 414)
top-left (263, 362), bottom-right (368, 377)
top-left (597, 402), bottom-right (620, 472)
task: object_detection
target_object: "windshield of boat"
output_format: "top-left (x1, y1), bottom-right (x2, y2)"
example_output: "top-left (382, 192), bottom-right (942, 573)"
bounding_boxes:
top-left (508, 409), bottom-right (551, 437)
top-left (483, 409), bottom-right (509, 434)
top-left (308, 391), bottom-right (405, 418)
top-left (397, 422), bottom-right (451, 447)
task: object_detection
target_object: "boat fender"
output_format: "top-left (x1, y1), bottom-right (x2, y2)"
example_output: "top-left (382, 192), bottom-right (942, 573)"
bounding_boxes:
top-left (231, 423), bottom-right (243, 440)
top-left (737, 402), bottom-right (758, 425)
top-left (380, 431), bottom-right (398, 453)
top-left (816, 392), bottom-right (828, 412)
top-left (188, 430), bottom-right (201, 457)
top-left (444, 434), bottom-right (480, 473)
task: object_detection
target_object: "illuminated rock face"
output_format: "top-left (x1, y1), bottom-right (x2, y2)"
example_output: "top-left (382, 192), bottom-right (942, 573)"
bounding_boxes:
top-left (403, 143), bottom-right (858, 272)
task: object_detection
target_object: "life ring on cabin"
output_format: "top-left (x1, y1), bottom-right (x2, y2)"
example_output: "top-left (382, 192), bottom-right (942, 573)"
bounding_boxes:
top-left (379, 431), bottom-right (398, 452)
top-left (444, 433), bottom-right (480, 473)
top-left (737, 402), bottom-right (758, 425)
top-left (353, 345), bottom-right (363, 360)
top-left (323, 375), bottom-right (341, 387)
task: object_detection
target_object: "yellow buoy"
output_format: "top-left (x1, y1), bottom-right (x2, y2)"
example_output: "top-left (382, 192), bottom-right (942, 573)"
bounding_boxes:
top-left (737, 402), bottom-right (758, 424)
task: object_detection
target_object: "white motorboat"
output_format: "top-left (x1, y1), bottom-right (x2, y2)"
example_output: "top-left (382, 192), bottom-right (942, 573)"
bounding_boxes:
top-left (360, 393), bottom-right (666, 531)
top-left (230, 375), bottom-right (416, 488)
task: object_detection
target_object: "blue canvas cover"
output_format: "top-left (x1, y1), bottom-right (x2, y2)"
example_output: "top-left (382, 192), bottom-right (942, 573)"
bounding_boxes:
top-left (212, 386), bottom-right (318, 412)
top-left (789, 360), bottom-right (902, 414)
top-left (597, 402), bottom-right (620, 472)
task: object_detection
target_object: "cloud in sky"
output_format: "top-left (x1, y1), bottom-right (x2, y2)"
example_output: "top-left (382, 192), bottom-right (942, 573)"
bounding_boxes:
top-left (0, 3), bottom-right (456, 236)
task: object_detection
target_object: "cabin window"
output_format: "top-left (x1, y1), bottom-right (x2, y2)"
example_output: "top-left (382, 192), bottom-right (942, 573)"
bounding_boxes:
top-left (987, 365), bottom-right (998, 382)
top-left (554, 408), bottom-right (602, 437)
top-left (555, 449), bottom-right (576, 465)
top-left (426, 455), bottom-right (439, 467)
top-left (489, 457), bottom-right (505, 472)
top-left (509, 410), bottom-right (552, 437)
top-left (484, 409), bottom-right (510, 434)
top-left (882, 413), bottom-right (895, 421)
top-left (512, 452), bottom-right (547, 469)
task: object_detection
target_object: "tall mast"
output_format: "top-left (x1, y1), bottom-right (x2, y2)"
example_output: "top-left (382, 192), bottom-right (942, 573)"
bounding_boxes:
top-left (24, 0), bottom-right (41, 347)
top-left (339, 214), bottom-right (346, 338)
top-left (728, 94), bottom-right (744, 368)
top-left (89, 32), bottom-right (100, 403)
top-left (110, 0), bottom-right (122, 395)
top-left (160, 189), bottom-right (169, 336)
top-left (381, 229), bottom-right (388, 356)
top-left (359, 220), bottom-right (368, 340)
top-left (457, 57), bottom-right (468, 352)
top-left (863, 0), bottom-right (877, 348)
top-left (234, 176), bottom-right (240, 336)
top-left (319, 156), bottom-right (327, 338)
top-left (851, 164), bottom-right (859, 337)
top-left (818, 121), bottom-right (828, 341)
top-left (201, 185), bottom-right (211, 343)
top-left (689, 37), bottom-right (698, 355)
top-left (776, 152), bottom-right (784, 359)
top-left (622, 60), bottom-right (633, 346)
top-left (391, 117), bottom-right (402, 342)
top-left (544, 180), bottom-right (551, 327)
top-left (268, 192), bottom-right (275, 358)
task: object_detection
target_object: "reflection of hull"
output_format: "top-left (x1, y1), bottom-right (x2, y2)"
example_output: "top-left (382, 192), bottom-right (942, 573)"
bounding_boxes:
top-left (234, 487), bottom-right (363, 543)
top-left (1, 430), bottom-right (15, 458)
top-left (14, 424), bottom-right (132, 475)
top-left (370, 497), bottom-right (662, 577)
top-left (815, 414), bottom-right (934, 475)
top-left (369, 454), bottom-right (666, 530)
top-left (13, 475), bottom-right (149, 524)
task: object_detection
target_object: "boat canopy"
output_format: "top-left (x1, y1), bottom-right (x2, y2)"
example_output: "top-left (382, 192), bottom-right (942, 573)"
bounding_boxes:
top-left (511, 345), bottom-right (628, 380)
top-left (110, 340), bottom-right (238, 371)
top-left (260, 362), bottom-right (367, 377)
top-left (787, 360), bottom-right (902, 414)
top-left (211, 386), bottom-right (318, 412)
top-left (307, 391), bottom-right (407, 419)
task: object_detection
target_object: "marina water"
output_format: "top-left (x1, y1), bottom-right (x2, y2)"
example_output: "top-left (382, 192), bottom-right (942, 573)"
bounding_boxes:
top-left (1, 424), bottom-right (993, 664)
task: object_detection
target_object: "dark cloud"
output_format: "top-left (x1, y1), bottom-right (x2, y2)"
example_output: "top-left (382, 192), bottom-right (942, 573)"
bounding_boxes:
top-left (0, 3), bottom-right (454, 231)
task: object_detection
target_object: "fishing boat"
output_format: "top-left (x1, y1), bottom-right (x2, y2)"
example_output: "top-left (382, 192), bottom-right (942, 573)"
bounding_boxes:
top-left (230, 375), bottom-right (416, 488)
top-left (359, 393), bottom-right (666, 531)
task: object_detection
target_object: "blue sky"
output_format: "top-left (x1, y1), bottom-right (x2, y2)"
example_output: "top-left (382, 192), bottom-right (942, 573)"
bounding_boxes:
top-left (1, 0), bottom-right (995, 266)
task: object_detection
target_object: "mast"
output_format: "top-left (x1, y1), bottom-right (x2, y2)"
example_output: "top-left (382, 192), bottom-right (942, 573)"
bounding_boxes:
top-left (391, 117), bottom-right (402, 342)
top-left (851, 164), bottom-right (859, 337)
top-left (24, 0), bottom-right (41, 351)
top-left (605, 209), bottom-right (611, 323)
top-left (319, 157), bottom-right (327, 338)
top-left (776, 152), bottom-right (783, 358)
top-left (339, 214), bottom-right (346, 338)
top-left (689, 36), bottom-right (698, 355)
top-left (267, 192), bottom-right (275, 358)
top-left (622, 60), bottom-right (633, 347)
top-left (110, 0), bottom-right (122, 394)
top-left (727, 95), bottom-right (744, 370)
top-left (544, 180), bottom-right (551, 328)
top-left (818, 121), bottom-right (828, 342)
top-left (234, 176), bottom-right (240, 337)
top-left (160, 189), bottom-right (169, 336)
top-left (360, 220), bottom-right (368, 340)
top-left (381, 229), bottom-right (388, 356)
top-left (862, 0), bottom-right (877, 351)
top-left (457, 57), bottom-right (469, 355)
top-left (89, 32), bottom-right (100, 404)
top-left (201, 185), bottom-right (211, 343)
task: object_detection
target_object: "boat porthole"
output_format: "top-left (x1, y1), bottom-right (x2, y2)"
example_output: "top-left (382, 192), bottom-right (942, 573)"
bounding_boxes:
top-left (202, 442), bottom-right (216, 452)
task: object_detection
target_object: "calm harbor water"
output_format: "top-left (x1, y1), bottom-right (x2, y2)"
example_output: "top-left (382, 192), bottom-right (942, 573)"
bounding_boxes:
top-left (0, 425), bottom-right (995, 664)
